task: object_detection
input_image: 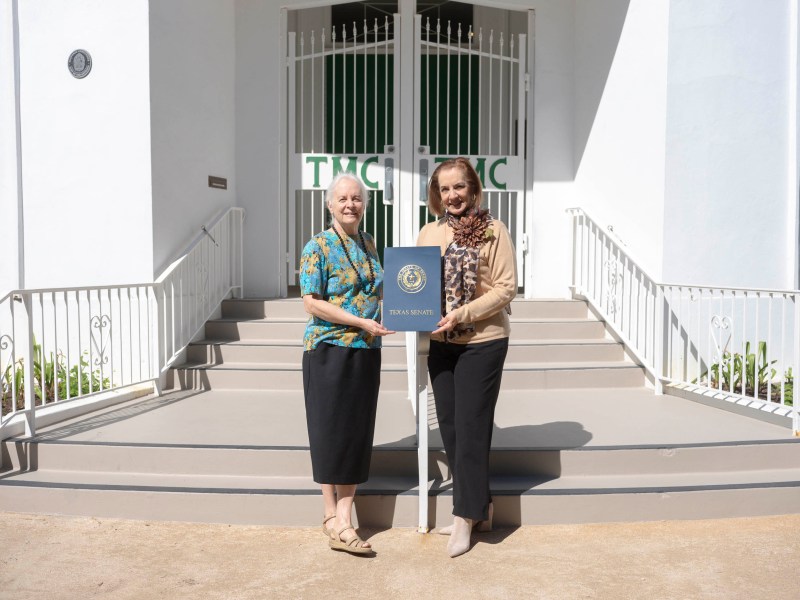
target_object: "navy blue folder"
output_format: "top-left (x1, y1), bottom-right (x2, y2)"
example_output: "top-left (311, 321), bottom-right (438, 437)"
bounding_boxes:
top-left (383, 246), bottom-right (442, 331)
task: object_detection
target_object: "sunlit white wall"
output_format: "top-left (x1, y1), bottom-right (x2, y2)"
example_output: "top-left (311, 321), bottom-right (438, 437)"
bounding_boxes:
top-left (16, 0), bottom-right (153, 289)
top-left (663, 0), bottom-right (796, 289)
top-left (150, 0), bottom-right (236, 277)
top-left (572, 0), bottom-right (668, 285)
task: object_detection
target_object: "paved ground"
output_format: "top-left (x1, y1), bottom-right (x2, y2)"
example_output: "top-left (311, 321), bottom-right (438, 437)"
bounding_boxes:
top-left (1, 512), bottom-right (798, 599)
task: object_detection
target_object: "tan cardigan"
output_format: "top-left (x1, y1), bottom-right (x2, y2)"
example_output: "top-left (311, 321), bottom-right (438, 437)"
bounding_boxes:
top-left (417, 217), bottom-right (517, 344)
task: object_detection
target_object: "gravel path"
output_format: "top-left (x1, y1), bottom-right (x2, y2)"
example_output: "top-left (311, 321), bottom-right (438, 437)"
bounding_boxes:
top-left (1, 512), bottom-right (798, 599)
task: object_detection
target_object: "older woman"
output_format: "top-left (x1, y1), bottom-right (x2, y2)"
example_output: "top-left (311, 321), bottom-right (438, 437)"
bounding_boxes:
top-left (300, 173), bottom-right (394, 555)
top-left (417, 157), bottom-right (517, 557)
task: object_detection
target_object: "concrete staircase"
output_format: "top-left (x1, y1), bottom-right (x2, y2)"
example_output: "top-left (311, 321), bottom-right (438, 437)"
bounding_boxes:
top-left (1, 298), bottom-right (798, 527)
top-left (170, 298), bottom-right (645, 391)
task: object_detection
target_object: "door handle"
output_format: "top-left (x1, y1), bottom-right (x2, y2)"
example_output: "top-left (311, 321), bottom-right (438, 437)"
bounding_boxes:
top-left (384, 158), bottom-right (394, 205)
top-left (419, 158), bottom-right (428, 205)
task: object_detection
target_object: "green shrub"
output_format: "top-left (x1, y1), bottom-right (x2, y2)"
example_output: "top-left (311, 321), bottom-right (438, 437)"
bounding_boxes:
top-left (1, 339), bottom-right (111, 414)
top-left (699, 341), bottom-right (793, 405)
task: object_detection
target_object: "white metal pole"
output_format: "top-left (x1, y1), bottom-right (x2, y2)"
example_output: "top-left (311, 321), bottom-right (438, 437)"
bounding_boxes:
top-left (654, 285), bottom-right (665, 395)
top-left (794, 297), bottom-right (799, 435)
top-left (416, 332), bottom-right (430, 532)
top-left (21, 294), bottom-right (35, 437)
top-left (398, 0), bottom-right (428, 532)
top-left (404, 12), bottom-right (423, 420)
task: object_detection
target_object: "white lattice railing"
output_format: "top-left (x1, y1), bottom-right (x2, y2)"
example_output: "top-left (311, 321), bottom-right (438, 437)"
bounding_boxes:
top-left (568, 207), bottom-right (799, 433)
top-left (0, 207), bottom-right (244, 437)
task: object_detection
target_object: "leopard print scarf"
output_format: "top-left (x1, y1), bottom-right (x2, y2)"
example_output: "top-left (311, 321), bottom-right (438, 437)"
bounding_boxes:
top-left (442, 209), bottom-right (492, 341)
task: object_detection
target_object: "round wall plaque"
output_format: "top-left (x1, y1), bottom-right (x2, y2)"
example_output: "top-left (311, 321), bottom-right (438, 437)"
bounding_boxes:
top-left (68, 49), bottom-right (92, 79)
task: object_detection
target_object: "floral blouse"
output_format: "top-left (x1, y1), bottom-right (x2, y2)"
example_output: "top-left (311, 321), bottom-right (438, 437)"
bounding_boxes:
top-left (300, 229), bottom-right (384, 351)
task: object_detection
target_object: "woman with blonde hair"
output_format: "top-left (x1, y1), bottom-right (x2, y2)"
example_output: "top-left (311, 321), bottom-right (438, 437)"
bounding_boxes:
top-left (417, 157), bottom-right (517, 557)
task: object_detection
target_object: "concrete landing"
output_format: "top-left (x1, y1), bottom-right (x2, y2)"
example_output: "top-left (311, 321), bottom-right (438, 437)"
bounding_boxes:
top-left (18, 387), bottom-right (791, 449)
top-left (2, 386), bottom-right (797, 527)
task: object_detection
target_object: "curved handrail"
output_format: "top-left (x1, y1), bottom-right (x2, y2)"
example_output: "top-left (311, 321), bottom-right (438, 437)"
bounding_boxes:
top-left (568, 207), bottom-right (800, 295)
top-left (566, 207), bottom-right (658, 287)
top-left (156, 207), bottom-right (245, 284)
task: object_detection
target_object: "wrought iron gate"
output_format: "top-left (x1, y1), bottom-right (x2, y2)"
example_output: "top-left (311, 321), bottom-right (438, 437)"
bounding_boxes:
top-left (286, 3), bottom-right (530, 290)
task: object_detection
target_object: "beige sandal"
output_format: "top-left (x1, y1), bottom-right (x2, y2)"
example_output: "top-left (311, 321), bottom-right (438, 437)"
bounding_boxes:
top-left (322, 514), bottom-right (336, 537)
top-left (329, 525), bottom-right (374, 555)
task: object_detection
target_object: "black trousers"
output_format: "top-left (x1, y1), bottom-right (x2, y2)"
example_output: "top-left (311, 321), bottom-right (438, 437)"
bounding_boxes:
top-left (428, 337), bottom-right (509, 521)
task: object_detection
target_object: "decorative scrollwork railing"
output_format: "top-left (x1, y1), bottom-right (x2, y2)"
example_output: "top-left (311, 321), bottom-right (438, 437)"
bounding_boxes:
top-left (569, 207), bottom-right (799, 433)
top-left (0, 207), bottom-right (244, 437)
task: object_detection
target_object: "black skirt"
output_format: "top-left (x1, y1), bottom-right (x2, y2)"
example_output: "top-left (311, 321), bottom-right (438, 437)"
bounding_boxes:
top-left (302, 342), bottom-right (381, 484)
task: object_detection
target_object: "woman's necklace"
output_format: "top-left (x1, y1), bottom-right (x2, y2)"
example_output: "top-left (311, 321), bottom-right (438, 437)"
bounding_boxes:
top-left (331, 226), bottom-right (375, 294)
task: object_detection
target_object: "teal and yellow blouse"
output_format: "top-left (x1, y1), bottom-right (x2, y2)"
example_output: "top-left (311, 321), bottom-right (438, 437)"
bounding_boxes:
top-left (300, 229), bottom-right (384, 351)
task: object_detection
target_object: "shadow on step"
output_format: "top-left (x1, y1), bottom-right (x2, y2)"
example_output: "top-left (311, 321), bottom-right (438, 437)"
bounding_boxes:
top-left (167, 368), bottom-right (213, 391)
top-left (359, 420), bottom-right (593, 529)
top-left (0, 390), bottom-right (204, 475)
top-left (491, 420), bottom-right (594, 450)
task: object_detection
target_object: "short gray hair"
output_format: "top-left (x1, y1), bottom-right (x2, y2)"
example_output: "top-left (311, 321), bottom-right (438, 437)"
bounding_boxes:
top-left (325, 173), bottom-right (371, 218)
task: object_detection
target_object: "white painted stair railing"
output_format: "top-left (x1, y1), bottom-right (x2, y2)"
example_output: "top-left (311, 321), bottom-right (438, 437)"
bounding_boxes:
top-left (568, 207), bottom-right (799, 434)
top-left (0, 207), bottom-right (244, 438)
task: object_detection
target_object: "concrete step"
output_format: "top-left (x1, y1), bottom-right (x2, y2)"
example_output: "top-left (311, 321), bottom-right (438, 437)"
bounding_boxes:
top-left (2, 388), bottom-right (796, 527)
top-left (204, 319), bottom-right (307, 341)
top-left (509, 319), bottom-right (606, 340)
top-left (6, 438), bottom-right (799, 481)
top-left (186, 340), bottom-right (409, 367)
top-left (222, 298), bottom-right (308, 320)
top-left (499, 362), bottom-right (645, 389)
top-left (186, 339), bottom-right (625, 366)
top-left (205, 317), bottom-right (608, 343)
top-left (506, 299), bottom-right (589, 320)
top-left (167, 364), bottom-right (411, 391)
top-left (168, 361), bottom-right (645, 391)
top-left (0, 467), bottom-right (797, 527)
top-left (220, 298), bottom-right (591, 321)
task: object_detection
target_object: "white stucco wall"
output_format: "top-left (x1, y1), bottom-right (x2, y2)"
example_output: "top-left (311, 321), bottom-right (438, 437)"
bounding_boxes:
top-left (664, 0), bottom-right (794, 289)
top-left (0, 0), bottom-right (21, 296)
top-left (235, 0), bottom-right (286, 298)
top-left (12, 0), bottom-right (791, 299)
top-left (519, 0), bottom-right (576, 297)
top-left (16, 0), bottom-right (153, 289)
top-left (149, 0), bottom-right (236, 277)
top-left (572, 0), bottom-right (668, 281)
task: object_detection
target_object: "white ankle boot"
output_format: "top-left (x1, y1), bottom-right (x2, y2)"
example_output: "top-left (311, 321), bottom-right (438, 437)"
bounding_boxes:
top-left (447, 516), bottom-right (473, 557)
top-left (438, 503), bottom-right (493, 536)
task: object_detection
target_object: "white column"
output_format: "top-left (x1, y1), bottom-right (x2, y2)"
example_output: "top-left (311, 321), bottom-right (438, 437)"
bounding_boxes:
top-left (0, 0), bottom-right (23, 292)
top-left (523, 10), bottom-right (536, 297)
top-left (397, 0), bottom-right (431, 532)
top-left (279, 8), bottom-right (290, 297)
top-left (398, 0), bottom-right (415, 247)
top-left (789, 0), bottom-right (800, 289)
